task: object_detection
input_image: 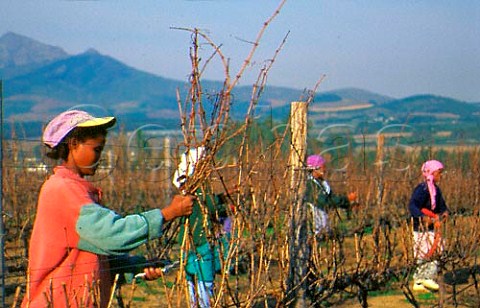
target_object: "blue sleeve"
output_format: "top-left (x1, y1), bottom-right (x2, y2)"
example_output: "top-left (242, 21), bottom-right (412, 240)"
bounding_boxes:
top-left (76, 204), bottom-right (165, 255)
top-left (408, 184), bottom-right (428, 218)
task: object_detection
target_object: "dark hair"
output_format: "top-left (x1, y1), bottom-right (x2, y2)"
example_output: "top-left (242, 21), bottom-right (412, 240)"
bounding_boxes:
top-left (45, 126), bottom-right (109, 160)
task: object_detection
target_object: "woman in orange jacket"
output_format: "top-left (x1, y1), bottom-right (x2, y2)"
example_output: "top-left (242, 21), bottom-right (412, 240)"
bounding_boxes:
top-left (22, 110), bottom-right (194, 307)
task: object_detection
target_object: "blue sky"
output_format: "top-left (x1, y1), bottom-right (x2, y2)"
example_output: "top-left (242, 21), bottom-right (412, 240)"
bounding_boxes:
top-left (1, 0), bottom-right (479, 102)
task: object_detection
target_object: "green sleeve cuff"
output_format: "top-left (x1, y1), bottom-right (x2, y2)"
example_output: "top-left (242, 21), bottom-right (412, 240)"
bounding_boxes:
top-left (139, 209), bottom-right (164, 239)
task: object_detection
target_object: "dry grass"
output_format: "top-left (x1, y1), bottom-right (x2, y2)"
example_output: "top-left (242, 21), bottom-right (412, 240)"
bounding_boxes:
top-left (3, 135), bottom-right (480, 307)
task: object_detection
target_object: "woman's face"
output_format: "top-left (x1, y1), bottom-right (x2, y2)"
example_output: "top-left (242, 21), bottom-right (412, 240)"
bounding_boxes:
top-left (67, 135), bottom-right (106, 177)
top-left (432, 169), bottom-right (443, 182)
top-left (312, 166), bottom-right (326, 179)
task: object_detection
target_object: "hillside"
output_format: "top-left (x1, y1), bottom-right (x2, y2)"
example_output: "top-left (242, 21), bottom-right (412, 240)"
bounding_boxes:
top-left (1, 32), bottom-right (479, 144)
top-left (5, 49), bottom-right (184, 121)
top-left (0, 32), bottom-right (68, 79)
top-left (382, 95), bottom-right (480, 122)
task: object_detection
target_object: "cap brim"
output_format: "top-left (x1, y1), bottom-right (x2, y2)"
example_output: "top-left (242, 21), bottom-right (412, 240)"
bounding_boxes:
top-left (77, 117), bottom-right (116, 128)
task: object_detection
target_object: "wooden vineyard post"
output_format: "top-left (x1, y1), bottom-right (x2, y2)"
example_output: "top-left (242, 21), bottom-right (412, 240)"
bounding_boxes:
top-left (286, 101), bottom-right (308, 306)
top-left (376, 134), bottom-right (385, 213)
top-left (164, 136), bottom-right (171, 190)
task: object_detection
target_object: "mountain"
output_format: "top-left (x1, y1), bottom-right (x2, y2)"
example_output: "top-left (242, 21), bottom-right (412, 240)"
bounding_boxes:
top-left (5, 49), bottom-right (185, 122)
top-left (1, 32), bottom-right (479, 144)
top-left (0, 32), bottom-right (69, 79)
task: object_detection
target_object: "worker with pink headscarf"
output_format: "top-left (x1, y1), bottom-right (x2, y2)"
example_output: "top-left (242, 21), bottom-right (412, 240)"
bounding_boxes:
top-left (408, 159), bottom-right (449, 292)
top-left (304, 154), bottom-right (355, 299)
top-left (304, 154), bottom-right (353, 237)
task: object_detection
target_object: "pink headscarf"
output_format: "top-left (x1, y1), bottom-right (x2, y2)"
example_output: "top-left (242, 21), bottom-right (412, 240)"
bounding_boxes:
top-left (306, 154), bottom-right (326, 169)
top-left (421, 160), bottom-right (444, 210)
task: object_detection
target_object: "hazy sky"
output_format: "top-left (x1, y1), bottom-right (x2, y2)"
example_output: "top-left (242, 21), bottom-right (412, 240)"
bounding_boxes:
top-left (1, 0), bottom-right (479, 102)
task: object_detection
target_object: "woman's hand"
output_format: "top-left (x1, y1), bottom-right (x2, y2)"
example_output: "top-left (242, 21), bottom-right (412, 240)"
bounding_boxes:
top-left (161, 194), bottom-right (195, 221)
top-left (422, 215), bottom-right (438, 228)
top-left (141, 267), bottom-right (163, 281)
top-left (347, 192), bottom-right (358, 203)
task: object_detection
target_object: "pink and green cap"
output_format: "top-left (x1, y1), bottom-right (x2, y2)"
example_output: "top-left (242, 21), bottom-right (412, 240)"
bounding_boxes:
top-left (42, 110), bottom-right (116, 148)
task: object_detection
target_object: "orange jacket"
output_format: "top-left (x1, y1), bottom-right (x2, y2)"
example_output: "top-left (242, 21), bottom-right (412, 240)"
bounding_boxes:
top-left (23, 166), bottom-right (165, 307)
